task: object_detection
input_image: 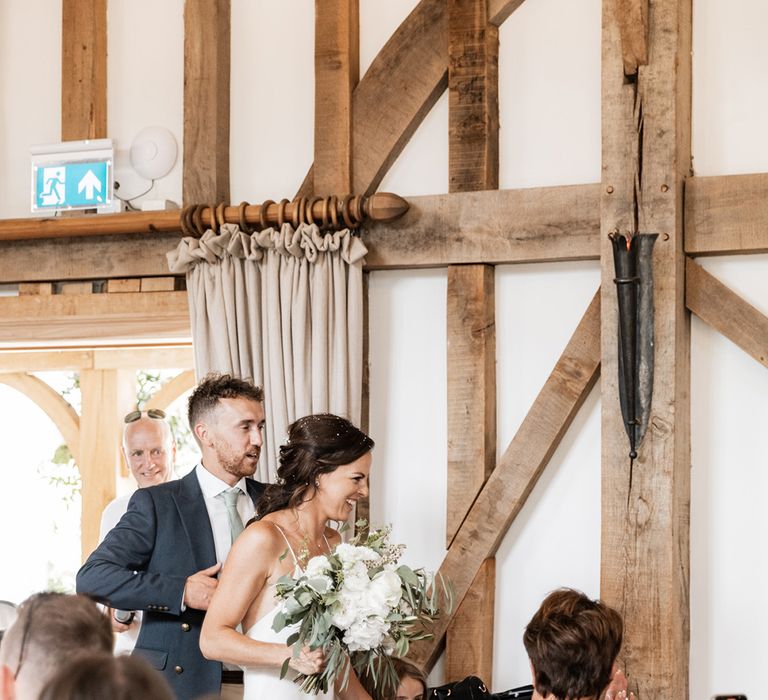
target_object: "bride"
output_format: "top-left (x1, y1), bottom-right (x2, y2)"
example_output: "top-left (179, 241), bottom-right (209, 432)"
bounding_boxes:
top-left (200, 413), bottom-right (375, 699)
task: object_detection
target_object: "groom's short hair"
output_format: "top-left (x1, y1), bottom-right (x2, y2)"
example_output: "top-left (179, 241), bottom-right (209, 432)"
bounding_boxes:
top-left (523, 588), bottom-right (622, 699)
top-left (187, 373), bottom-right (264, 432)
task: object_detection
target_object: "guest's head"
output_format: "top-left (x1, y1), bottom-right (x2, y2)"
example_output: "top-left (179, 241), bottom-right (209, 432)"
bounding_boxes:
top-left (360, 657), bottom-right (427, 700)
top-left (122, 408), bottom-right (176, 488)
top-left (0, 593), bottom-right (112, 700)
top-left (38, 652), bottom-right (173, 700)
top-left (523, 588), bottom-right (623, 700)
top-left (188, 373), bottom-right (265, 484)
top-left (257, 413), bottom-right (374, 519)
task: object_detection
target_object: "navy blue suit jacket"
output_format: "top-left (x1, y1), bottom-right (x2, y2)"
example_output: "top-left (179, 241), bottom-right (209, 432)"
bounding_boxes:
top-left (76, 469), bottom-right (265, 699)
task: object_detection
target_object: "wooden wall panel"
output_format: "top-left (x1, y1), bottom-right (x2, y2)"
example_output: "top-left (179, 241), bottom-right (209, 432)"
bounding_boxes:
top-left (79, 369), bottom-right (135, 561)
top-left (183, 0), bottom-right (231, 204)
top-left (62, 0), bottom-right (107, 140)
top-left (314, 0), bottom-right (359, 194)
top-left (410, 292), bottom-right (601, 670)
top-left (600, 0), bottom-right (692, 697)
top-left (445, 0), bottom-right (499, 681)
top-left (685, 259), bottom-right (768, 370)
top-left (685, 172), bottom-right (768, 256)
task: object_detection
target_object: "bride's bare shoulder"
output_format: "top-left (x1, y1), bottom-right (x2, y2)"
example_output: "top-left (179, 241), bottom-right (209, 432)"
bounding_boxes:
top-left (238, 516), bottom-right (290, 555)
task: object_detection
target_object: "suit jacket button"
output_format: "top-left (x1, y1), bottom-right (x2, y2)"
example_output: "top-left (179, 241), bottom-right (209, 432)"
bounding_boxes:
top-left (174, 666), bottom-right (183, 674)
top-left (181, 623), bottom-right (190, 632)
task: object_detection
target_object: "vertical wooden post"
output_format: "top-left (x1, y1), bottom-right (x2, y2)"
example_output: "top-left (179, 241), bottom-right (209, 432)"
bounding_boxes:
top-left (314, 0), bottom-right (358, 195)
top-left (79, 369), bottom-right (135, 561)
top-left (62, 0), bottom-right (107, 141)
top-left (600, 0), bottom-right (692, 697)
top-left (183, 0), bottom-right (231, 205)
top-left (445, 0), bottom-right (499, 684)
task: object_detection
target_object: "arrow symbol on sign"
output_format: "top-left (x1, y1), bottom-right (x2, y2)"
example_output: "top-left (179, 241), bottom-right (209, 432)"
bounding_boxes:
top-left (78, 170), bottom-right (102, 200)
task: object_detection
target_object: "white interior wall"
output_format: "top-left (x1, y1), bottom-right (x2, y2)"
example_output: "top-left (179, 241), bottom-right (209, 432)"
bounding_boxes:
top-left (0, 1), bottom-right (767, 696)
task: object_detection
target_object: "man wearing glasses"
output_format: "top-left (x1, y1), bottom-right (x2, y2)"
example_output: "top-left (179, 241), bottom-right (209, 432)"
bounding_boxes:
top-left (98, 408), bottom-right (177, 656)
top-left (77, 374), bottom-right (266, 700)
top-left (0, 593), bottom-right (112, 700)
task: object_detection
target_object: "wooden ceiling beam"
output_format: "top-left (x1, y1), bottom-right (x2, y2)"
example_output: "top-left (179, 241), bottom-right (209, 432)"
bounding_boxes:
top-left (616, 0), bottom-right (649, 76)
top-left (600, 0), bottom-right (692, 696)
top-left (62, 0), bottom-right (107, 140)
top-left (314, 0), bottom-right (358, 194)
top-left (0, 292), bottom-right (190, 345)
top-left (444, 0), bottom-right (499, 682)
top-left (685, 259), bottom-right (768, 370)
top-left (298, 0), bottom-right (528, 197)
top-left (685, 172), bottom-right (768, 256)
top-left (0, 346), bottom-right (192, 373)
top-left (410, 291), bottom-right (601, 670)
top-left (183, 0), bottom-right (231, 204)
top-left (365, 184), bottom-right (601, 269)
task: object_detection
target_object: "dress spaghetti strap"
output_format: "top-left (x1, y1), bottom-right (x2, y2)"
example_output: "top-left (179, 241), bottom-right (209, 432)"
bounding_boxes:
top-left (270, 522), bottom-right (301, 569)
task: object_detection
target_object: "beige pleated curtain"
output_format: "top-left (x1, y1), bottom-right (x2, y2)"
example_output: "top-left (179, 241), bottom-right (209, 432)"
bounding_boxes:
top-left (167, 222), bottom-right (367, 482)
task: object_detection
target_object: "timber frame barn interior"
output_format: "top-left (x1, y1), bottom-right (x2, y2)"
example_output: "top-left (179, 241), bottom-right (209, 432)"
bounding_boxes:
top-left (1, 1), bottom-right (767, 698)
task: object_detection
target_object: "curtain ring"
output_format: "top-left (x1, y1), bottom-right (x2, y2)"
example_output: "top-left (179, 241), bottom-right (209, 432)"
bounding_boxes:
top-left (320, 196), bottom-right (330, 229)
top-left (292, 197), bottom-right (307, 228)
top-left (352, 195), bottom-right (365, 226)
top-left (341, 195), bottom-right (355, 229)
top-left (192, 205), bottom-right (207, 237)
top-left (208, 204), bottom-right (219, 234)
top-left (215, 202), bottom-right (227, 230)
top-left (259, 199), bottom-right (275, 230)
top-left (276, 198), bottom-right (289, 228)
top-left (238, 201), bottom-right (253, 234)
top-left (329, 195), bottom-right (339, 229)
top-left (306, 196), bottom-right (323, 227)
top-left (180, 205), bottom-right (195, 237)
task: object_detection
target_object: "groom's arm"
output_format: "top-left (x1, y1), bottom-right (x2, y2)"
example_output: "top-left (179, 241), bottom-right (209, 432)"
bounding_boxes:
top-left (76, 488), bottom-right (188, 615)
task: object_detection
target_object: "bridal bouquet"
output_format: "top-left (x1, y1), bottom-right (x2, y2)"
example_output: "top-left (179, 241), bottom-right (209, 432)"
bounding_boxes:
top-left (273, 522), bottom-right (450, 695)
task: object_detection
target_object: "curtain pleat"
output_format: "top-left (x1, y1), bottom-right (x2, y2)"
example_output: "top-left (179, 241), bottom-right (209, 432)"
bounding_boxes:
top-left (168, 222), bottom-right (367, 483)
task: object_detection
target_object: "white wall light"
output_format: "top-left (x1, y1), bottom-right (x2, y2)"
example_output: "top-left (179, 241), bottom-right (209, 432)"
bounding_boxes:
top-left (129, 126), bottom-right (177, 180)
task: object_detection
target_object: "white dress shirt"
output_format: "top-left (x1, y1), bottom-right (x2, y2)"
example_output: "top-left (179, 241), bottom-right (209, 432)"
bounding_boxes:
top-left (195, 464), bottom-right (256, 566)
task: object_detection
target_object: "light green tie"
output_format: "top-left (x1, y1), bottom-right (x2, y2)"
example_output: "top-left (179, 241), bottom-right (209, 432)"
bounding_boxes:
top-left (218, 487), bottom-right (244, 544)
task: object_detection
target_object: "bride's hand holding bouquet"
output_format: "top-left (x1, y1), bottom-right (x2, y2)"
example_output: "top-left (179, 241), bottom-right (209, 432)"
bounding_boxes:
top-left (273, 521), bottom-right (450, 696)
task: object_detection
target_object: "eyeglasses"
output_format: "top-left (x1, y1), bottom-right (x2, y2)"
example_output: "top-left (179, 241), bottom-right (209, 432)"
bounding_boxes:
top-left (124, 408), bottom-right (166, 423)
top-left (13, 592), bottom-right (59, 680)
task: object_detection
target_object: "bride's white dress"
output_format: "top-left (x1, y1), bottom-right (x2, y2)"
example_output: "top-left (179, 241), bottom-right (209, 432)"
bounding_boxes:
top-left (242, 524), bottom-right (333, 699)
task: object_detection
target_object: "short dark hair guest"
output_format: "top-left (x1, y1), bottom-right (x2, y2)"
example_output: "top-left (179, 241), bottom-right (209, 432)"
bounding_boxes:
top-left (523, 588), bottom-right (623, 700)
top-left (0, 592), bottom-right (113, 700)
top-left (38, 652), bottom-right (174, 700)
top-left (187, 373), bottom-right (264, 445)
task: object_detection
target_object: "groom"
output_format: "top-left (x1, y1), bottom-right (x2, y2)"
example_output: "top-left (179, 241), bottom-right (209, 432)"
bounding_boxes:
top-left (77, 373), bottom-right (267, 700)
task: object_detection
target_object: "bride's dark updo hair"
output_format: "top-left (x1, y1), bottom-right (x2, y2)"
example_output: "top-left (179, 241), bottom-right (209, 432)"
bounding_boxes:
top-left (257, 413), bottom-right (374, 518)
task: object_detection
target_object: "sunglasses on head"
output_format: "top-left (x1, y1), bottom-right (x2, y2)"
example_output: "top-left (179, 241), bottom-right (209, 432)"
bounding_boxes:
top-left (124, 408), bottom-right (167, 423)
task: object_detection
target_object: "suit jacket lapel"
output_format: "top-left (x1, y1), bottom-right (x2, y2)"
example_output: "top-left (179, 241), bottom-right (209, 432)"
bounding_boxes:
top-left (174, 469), bottom-right (217, 571)
top-left (245, 477), bottom-right (265, 510)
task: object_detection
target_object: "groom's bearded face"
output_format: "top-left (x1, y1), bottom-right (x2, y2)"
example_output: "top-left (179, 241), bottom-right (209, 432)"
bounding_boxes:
top-left (208, 397), bottom-right (265, 479)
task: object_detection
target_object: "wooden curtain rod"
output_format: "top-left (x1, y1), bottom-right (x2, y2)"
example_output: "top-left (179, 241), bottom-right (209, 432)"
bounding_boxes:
top-left (0, 192), bottom-right (408, 242)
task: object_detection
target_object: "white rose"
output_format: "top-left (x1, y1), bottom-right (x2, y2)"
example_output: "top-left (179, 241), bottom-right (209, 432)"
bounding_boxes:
top-left (305, 554), bottom-right (331, 578)
top-left (369, 569), bottom-right (402, 609)
top-left (330, 590), bottom-right (361, 629)
top-left (335, 543), bottom-right (378, 567)
top-left (343, 616), bottom-right (389, 652)
top-left (341, 562), bottom-right (370, 592)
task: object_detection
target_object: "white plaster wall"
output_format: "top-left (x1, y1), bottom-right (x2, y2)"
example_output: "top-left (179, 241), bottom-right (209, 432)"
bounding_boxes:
top-left (0, 0), bottom-right (61, 218)
top-left (692, 1), bottom-right (768, 697)
top-left (0, 0), bottom-right (767, 696)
